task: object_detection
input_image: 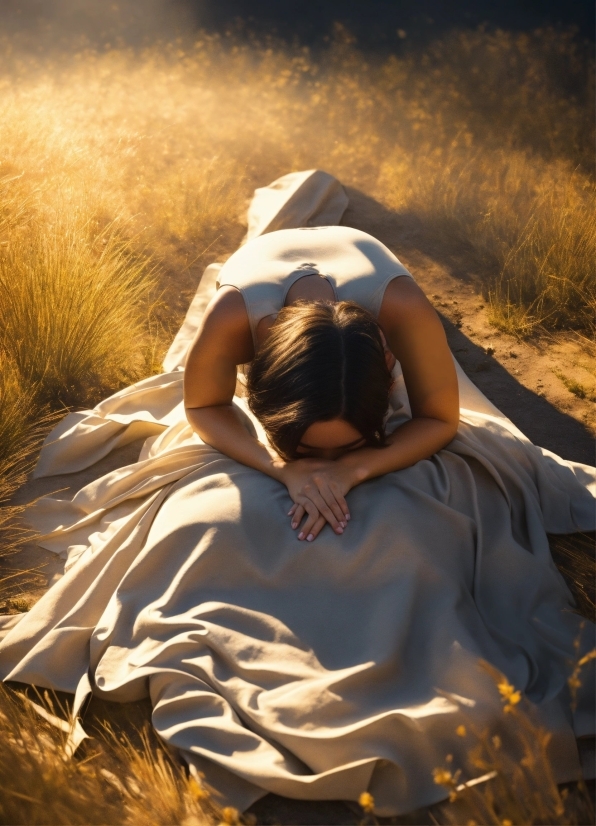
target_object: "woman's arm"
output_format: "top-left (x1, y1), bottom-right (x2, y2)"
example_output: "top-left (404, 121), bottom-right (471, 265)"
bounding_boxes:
top-left (338, 275), bottom-right (460, 483)
top-left (184, 287), bottom-right (280, 475)
top-left (184, 287), bottom-right (348, 534)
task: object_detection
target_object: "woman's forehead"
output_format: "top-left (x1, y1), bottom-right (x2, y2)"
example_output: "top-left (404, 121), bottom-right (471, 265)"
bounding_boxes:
top-left (299, 418), bottom-right (363, 450)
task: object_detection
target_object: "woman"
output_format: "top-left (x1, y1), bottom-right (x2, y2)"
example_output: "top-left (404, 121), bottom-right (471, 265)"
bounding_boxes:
top-left (184, 224), bottom-right (459, 542)
top-left (0, 171), bottom-right (594, 816)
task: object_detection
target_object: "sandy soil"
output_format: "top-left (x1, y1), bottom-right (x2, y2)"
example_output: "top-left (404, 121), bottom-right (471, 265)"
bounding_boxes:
top-left (1, 187), bottom-right (594, 824)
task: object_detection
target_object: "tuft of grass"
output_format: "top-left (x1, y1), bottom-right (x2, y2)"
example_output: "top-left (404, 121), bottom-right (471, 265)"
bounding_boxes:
top-left (0, 684), bottom-right (223, 826)
top-left (0, 215), bottom-right (157, 409)
top-left (548, 533), bottom-right (595, 621)
top-left (553, 370), bottom-right (595, 402)
top-left (0, 356), bottom-right (56, 561)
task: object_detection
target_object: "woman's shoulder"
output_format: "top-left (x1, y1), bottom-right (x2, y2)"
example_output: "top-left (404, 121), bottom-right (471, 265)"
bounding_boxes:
top-left (222, 225), bottom-right (386, 265)
top-left (245, 224), bottom-right (385, 249)
top-left (217, 225), bottom-right (400, 289)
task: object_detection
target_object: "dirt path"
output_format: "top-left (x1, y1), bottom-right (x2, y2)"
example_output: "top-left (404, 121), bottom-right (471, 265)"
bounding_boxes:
top-left (1, 188), bottom-right (594, 825)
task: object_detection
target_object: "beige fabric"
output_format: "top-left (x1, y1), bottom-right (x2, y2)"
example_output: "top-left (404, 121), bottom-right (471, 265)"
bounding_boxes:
top-left (1, 171), bottom-right (594, 816)
top-left (163, 263), bottom-right (222, 372)
top-left (217, 225), bottom-right (413, 350)
top-left (244, 169), bottom-right (349, 241)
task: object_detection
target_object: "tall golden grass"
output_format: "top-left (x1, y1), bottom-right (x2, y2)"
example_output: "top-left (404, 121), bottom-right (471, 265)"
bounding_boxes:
top-left (0, 684), bottom-right (224, 825)
top-left (0, 24), bottom-right (594, 824)
top-left (0, 26), bottom-right (592, 472)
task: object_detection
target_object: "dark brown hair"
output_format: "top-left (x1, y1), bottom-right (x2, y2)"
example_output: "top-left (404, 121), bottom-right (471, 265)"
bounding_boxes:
top-left (247, 301), bottom-right (393, 461)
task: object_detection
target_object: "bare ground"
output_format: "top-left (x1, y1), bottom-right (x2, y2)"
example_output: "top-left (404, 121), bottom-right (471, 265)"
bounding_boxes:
top-left (1, 189), bottom-right (594, 824)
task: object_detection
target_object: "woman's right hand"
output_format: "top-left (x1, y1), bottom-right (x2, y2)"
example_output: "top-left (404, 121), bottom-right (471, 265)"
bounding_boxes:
top-left (279, 459), bottom-right (352, 541)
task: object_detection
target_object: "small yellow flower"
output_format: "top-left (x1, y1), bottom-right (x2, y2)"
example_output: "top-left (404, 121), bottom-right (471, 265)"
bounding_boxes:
top-left (456, 724), bottom-right (467, 737)
top-left (359, 791), bottom-right (375, 812)
top-left (222, 806), bottom-right (240, 825)
top-left (188, 777), bottom-right (207, 800)
top-left (577, 649), bottom-right (596, 668)
top-left (432, 767), bottom-right (453, 786)
top-left (497, 679), bottom-right (516, 700)
top-left (492, 735), bottom-right (501, 750)
top-left (499, 681), bottom-right (521, 712)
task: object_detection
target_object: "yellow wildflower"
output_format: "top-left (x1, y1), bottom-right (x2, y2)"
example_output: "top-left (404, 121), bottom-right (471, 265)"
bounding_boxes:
top-left (456, 724), bottom-right (467, 737)
top-left (498, 679), bottom-right (521, 712)
top-left (188, 777), bottom-right (207, 800)
top-left (359, 791), bottom-right (375, 812)
top-left (492, 735), bottom-right (501, 750)
top-left (433, 767), bottom-right (453, 786)
top-left (221, 806), bottom-right (240, 825)
top-left (497, 679), bottom-right (516, 700)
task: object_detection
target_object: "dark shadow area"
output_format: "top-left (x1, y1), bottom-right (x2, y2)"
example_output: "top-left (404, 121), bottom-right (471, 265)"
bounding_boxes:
top-left (549, 531), bottom-right (595, 621)
top-left (247, 793), bottom-right (442, 825)
top-left (441, 321), bottom-right (595, 466)
top-left (1, 0), bottom-right (593, 52)
top-left (341, 186), bottom-right (595, 467)
top-left (189, 0), bottom-right (595, 51)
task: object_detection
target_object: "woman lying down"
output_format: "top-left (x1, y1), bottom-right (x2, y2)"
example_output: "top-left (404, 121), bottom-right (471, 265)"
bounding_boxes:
top-left (0, 175), bottom-right (594, 817)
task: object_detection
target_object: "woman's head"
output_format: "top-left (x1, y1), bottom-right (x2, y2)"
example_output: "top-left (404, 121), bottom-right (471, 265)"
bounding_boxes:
top-left (247, 301), bottom-right (393, 461)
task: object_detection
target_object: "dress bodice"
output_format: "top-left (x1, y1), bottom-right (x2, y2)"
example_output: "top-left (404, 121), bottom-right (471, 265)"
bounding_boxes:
top-left (216, 225), bottom-right (413, 349)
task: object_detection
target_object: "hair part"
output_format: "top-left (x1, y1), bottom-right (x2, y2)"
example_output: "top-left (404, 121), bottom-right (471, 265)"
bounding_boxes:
top-left (247, 301), bottom-right (393, 461)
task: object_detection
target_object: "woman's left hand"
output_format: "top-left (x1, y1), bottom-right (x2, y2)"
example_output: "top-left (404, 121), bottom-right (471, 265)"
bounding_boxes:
top-left (283, 459), bottom-right (356, 541)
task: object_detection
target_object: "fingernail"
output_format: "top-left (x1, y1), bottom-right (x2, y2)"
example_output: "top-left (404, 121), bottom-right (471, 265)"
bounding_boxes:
top-left (306, 534), bottom-right (314, 542)
top-left (336, 527), bottom-right (343, 534)
top-left (298, 532), bottom-right (304, 540)
top-left (287, 510), bottom-right (293, 516)
top-left (291, 522), bottom-right (297, 529)
top-left (346, 514), bottom-right (351, 521)
top-left (340, 521), bottom-right (345, 528)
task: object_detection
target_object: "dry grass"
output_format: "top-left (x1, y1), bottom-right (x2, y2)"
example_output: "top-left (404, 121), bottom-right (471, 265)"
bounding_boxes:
top-left (0, 24), bottom-right (594, 825)
top-left (429, 658), bottom-right (595, 826)
top-left (0, 213), bottom-right (157, 409)
top-left (356, 655), bottom-right (595, 826)
top-left (0, 684), bottom-right (225, 826)
top-left (0, 356), bottom-right (58, 568)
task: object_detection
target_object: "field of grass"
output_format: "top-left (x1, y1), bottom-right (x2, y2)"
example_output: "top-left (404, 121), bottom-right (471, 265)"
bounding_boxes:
top-left (0, 24), bottom-right (594, 824)
top-left (0, 25), bottom-right (594, 499)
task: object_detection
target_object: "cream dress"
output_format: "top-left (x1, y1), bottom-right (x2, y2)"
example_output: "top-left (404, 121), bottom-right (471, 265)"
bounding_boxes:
top-left (0, 170), bottom-right (594, 816)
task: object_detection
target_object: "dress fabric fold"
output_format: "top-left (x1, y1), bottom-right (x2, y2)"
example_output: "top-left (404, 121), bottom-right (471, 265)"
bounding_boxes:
top-left (0, 170), bottom-right (594, 816)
